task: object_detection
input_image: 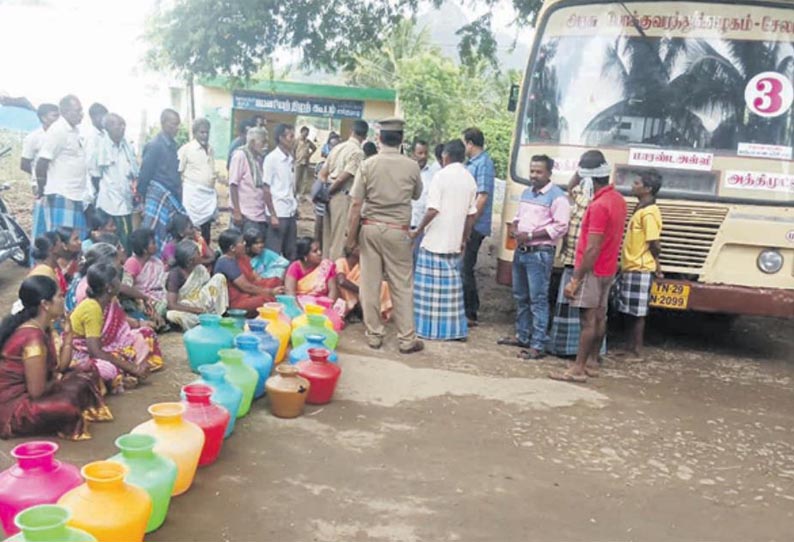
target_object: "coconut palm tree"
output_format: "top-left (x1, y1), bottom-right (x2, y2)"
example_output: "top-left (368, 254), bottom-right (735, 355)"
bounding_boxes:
top-left (674, 39), bottom-right (794, 149)
top-left (584, 35), bottom-right (709, 147)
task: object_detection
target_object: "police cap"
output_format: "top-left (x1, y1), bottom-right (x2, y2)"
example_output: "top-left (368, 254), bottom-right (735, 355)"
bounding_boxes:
top-left (378, 117), bottom-right (406, 131)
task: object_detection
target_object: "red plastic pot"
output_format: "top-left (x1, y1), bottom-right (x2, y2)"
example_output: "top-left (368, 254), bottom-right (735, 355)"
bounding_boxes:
top-left (296, 348), bottom-right (341, 405)
top-left (180, 384), bottom-right (230, 467)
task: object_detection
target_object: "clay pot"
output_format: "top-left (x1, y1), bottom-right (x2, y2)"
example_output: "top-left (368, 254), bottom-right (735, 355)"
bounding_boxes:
top-left (265, 365), bottom-right (310, 418)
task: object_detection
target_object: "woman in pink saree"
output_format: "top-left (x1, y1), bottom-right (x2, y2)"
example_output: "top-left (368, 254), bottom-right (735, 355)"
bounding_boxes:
top-left (284, 237), bottom-right (339, 300)
top-left (123, 228), bottom-right (168, 317)
top-left (70, 263), bottom-right (163, 393)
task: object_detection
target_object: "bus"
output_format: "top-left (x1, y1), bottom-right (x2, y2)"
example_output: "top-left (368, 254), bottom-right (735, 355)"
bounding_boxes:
top-left (499, 0), bottom-right (794, 318)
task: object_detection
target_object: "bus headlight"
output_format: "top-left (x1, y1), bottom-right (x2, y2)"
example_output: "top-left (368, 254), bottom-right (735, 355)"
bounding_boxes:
top-left (757, 249), bottom-right (784, 274)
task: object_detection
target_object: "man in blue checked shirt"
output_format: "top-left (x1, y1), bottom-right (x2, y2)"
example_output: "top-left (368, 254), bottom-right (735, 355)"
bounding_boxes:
top-left (462, 127), bottom-right (495, 327)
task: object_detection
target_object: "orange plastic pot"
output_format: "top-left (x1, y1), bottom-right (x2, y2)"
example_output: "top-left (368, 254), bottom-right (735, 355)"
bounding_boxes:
top-left (57, 461), bottom-right (151, 542)
top-left (257, 304), bottom-right (290, 364)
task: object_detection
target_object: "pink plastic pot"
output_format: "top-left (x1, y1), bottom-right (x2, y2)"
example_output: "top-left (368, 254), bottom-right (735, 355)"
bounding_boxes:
top-left (0, 441), bottom-right (82, 535)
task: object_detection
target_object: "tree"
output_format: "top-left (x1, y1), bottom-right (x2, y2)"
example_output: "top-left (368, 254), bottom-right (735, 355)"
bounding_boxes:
top-left (396, 53), bottom-right (463, 144)
top-left (346, 19), bottom-right (438, 88)
top-left (345, 19), bottom-right (519, 177)
top-left (144, 0), bottom-right (541, 80)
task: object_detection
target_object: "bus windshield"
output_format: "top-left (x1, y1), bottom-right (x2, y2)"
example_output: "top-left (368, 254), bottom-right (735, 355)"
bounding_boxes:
top-left (521, 2), bottom-right (794, 155)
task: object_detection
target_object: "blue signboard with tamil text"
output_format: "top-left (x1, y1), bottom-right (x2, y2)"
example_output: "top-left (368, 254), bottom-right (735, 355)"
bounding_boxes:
top-left (233, 92), bottom-right (364, 119)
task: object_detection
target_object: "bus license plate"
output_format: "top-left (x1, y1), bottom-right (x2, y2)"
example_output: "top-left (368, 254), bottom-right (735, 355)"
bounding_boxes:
top-left (649, 282), bottom-right (690, 310)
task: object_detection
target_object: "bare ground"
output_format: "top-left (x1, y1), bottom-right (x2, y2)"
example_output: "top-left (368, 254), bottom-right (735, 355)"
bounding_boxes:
top-left (0, 183), bottom-right (792, 541)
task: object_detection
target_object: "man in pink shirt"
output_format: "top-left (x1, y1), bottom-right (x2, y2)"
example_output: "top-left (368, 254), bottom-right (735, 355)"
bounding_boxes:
top-left (498, 155), bottom-right (570, 359)
top-left (228, 127), bottom-right (278, 237)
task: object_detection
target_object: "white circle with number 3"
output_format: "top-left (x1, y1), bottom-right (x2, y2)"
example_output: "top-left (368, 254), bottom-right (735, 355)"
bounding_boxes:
top-left (745, 72), bottom-right (794, 118)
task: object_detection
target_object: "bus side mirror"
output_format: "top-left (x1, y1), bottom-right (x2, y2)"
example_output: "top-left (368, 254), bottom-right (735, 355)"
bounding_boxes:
top-left (507, 83), bottom-right (520, 112)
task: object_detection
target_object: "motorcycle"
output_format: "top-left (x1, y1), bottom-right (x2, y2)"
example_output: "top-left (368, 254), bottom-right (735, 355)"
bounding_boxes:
top-left (0, 146), bottom-right (31, 266)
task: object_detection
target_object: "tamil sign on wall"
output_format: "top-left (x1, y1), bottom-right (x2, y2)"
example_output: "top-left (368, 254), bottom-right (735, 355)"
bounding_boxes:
top-left (233, 93), bottom-right (364, 119)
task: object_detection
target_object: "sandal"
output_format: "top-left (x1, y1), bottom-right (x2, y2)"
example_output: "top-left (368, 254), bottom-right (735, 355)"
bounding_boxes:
top-left (497, 336), bottom-right (531, 348)
top-left (548, 370), bottom-right (588, 383)
top-left (399, 340), bottom-right (425, 354)
top-left (518, 348), bottom-right (545, 360)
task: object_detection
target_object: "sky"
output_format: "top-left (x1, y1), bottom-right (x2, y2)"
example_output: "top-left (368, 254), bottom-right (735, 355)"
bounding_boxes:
top-left (0, 0), bottom-right (532, 139)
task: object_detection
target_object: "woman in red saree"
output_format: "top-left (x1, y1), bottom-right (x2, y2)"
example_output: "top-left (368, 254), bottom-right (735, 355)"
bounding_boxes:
top-left (215, 229), bottom-right (284, 316)
top-left (237, 228), bottom-right (285, 291)
top-left (0, 276), bottom-right (109, 441)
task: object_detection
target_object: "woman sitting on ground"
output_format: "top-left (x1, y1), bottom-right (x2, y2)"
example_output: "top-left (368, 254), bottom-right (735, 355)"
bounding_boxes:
top-left (215, 229), bottom-right (284, 316)
top-left (28, 232), bottom-right (69, 294)
top-left (70, 262), bottom-right (163, 393)
top-left (56, 227), bottom-right (83, 283)
top-left (165, 240), bottom-right (229, 329)
top-left (69, 236), bottom-right (165, 329)
top-left (0, 276), bottom-right (110, 440)
top-left (285, 237), bottom-right (339, 301)
top-left (335, 246), bottom-right (391, 322)
top-left (161, 214), bottom-right (215, 270)
top-left (241, 228), bottom-right (288, 284)
top-left (82, 209), bottom-right (119, 253)
top-left (124, 228), bottom-right (168, 318)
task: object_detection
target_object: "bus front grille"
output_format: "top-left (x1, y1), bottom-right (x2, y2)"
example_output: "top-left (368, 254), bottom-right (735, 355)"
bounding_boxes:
top-left (626, 201), bottom-right (728, 275)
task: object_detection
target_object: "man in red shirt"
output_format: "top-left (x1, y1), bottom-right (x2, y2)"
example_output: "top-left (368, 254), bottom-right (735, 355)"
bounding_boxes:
top-left (550, 150), bottom-right (626, 383)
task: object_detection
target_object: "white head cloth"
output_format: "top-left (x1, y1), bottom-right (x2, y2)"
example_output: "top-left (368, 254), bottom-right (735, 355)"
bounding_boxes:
top-left (577, 162), bottom-right (611, 200)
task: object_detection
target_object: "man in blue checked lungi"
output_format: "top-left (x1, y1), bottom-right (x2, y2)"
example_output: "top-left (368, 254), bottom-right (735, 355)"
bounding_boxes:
top-left (139, 108), bottom-right (186, 251)
top-left (410, 140), bottom-right (478, 341)
top-left (35, 95), bottom-right (89, 240)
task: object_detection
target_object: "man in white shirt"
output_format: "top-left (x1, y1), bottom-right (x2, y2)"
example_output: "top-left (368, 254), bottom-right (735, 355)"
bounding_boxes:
top-left (21, 103), bottom-right (59, 255)
top-left (179, 118), bottom-right (217, 245)
top-left (85, 103), bottom-right (108, 200)
top-left (410, 140), bottom-right (478, 341)
top-left (20, 103), bottom-right (59, 187)
top-left (88, 113), bottom-right (138, 251)
top-left (263, 123), bottom-right (298, 259)
top-left (35, 95), bottom-right (89, 238)
top-left (410, 139), bottom-right (441, 266)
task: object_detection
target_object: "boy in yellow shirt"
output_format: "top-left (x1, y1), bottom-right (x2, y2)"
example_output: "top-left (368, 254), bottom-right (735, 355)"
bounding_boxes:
top-left (615, 170), bottom-right (663, 360)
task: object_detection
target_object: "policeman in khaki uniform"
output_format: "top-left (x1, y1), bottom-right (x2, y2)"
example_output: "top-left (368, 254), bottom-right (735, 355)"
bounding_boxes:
top-left (319, 120), bottom-right (367, 260)
top-left (345, 118), bottom-right (424, 354)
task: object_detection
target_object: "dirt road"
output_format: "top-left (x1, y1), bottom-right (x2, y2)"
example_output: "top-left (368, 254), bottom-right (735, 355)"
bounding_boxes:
top-left (0, 244), bottom-right (792, 541)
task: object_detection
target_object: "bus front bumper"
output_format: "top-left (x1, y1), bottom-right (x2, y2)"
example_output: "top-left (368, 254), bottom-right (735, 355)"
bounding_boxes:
top-left (495, 259), bottom-right (794, 318)
top-left (654, 279), bottom-right (794, 319)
